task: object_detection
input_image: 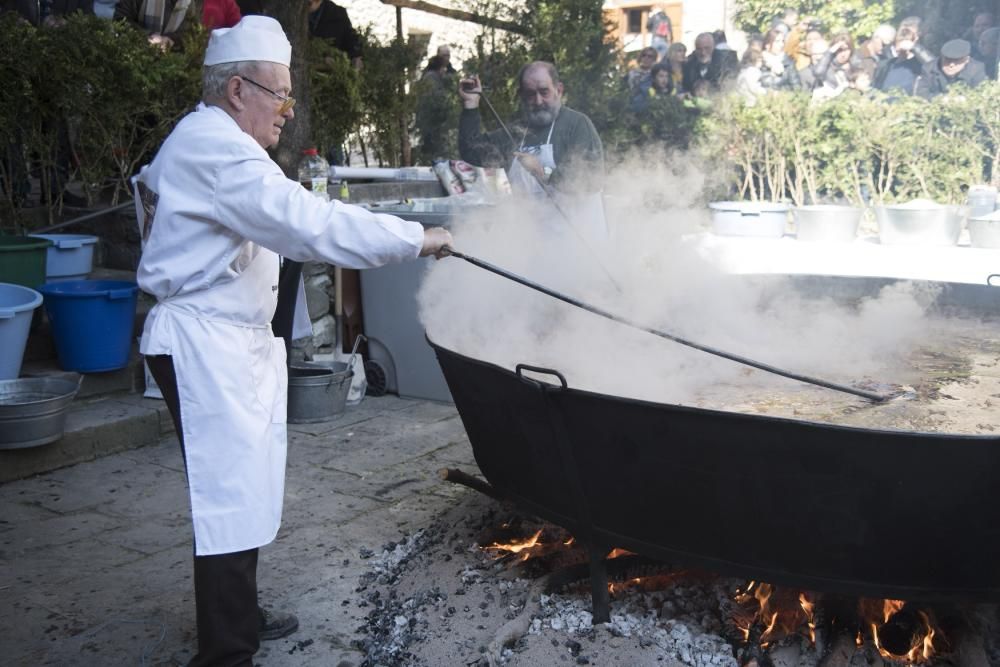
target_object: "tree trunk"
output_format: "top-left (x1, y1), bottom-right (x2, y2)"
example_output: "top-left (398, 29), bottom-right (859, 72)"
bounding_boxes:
top-left (257, 0), bottom-right (312, 178)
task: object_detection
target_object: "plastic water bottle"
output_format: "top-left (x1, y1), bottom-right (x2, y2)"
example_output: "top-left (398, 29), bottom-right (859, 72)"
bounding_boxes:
top-left (298, 148), bottom-right (330, 201)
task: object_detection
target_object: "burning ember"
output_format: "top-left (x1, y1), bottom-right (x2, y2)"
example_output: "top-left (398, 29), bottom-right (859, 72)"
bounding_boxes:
top-left (732, 582), bottom-right (816, 647)
top-left (482, 529), bottom-right (544, 561)
top-left (861, 599), bottom-right (938, 663)
top-left (478, 524), bottom-right (951, 666)
top-left (733, 583), bottom-right (942, 663)
top-left (355, 494), bottom-right (1000, 667)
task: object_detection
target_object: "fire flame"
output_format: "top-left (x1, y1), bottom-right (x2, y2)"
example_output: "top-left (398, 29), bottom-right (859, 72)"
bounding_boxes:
top-left (860, 598), bottom-right (938, 663)
top-left (482, 529), bottom-right (543, 561)
top-left (733, 582), bottom-right (815, 647)
top-left (733, 587), bottom-right (939, 663)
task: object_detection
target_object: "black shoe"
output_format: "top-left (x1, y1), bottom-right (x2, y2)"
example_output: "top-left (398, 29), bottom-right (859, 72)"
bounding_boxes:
top-left (259, 607), bottom-right (299, 641)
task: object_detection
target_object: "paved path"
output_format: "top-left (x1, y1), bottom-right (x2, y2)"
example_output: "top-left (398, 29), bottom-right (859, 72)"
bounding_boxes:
top-left (0, 396), bottom-right (475, 666)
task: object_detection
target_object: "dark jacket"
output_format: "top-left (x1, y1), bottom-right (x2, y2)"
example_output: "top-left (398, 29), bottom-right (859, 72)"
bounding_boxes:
top-left (873, 55), bottom-right (924, 94)
top-left (458, 105), bottom-right (604, 192)
top-left (915, 58), bottom-right (988, 98)
top-left (808, 51), bottom-right (852, 90)
top-left (682, 50), bottom-right (736, 93)
top-left (3, 0), bottom-right (93, 25)
top-left (309, 0), bottom-right (362, 60)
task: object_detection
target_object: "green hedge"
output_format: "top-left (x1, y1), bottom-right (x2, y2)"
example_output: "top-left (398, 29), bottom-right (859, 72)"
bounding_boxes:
top-left (0, 13), bottom-right (205, 231)
top-left (698, 85), bottom-right (1000, 206)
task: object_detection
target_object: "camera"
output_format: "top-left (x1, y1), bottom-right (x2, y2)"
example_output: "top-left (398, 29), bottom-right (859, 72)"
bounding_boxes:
top-left (460, 81), bottom-right (477, 92)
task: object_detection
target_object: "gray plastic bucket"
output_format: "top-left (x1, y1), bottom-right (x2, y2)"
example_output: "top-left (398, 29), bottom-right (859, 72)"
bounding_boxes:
top-left (29, 234), bottom-right (99, 281)
top-left (287, 361), bottom-right (353, 424)
top-left (0, 283), bottom-right (43, 379)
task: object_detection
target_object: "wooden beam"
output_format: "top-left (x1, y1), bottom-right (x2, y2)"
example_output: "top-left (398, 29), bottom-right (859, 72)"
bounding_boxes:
top-left (379, 0), bottom-right (527, 35)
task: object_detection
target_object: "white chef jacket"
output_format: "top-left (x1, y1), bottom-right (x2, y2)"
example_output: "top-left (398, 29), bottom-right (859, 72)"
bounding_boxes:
top-left (136, 103), bottom-right (423, 555)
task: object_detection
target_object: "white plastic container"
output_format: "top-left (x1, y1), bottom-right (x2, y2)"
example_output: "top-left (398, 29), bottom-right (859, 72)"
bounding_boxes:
top-left (708, 201), bottom-right (789, 238)
top-left (29, 234), bottom-right (99, 282)
top-left (0, 283), bottom-right (43, 379)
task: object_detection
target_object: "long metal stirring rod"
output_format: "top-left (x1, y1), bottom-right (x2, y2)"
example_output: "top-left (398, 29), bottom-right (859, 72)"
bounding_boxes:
top-left (467, 87), bottom-right (623, 293)
top-left (445, 248), bottom-right (895, 403)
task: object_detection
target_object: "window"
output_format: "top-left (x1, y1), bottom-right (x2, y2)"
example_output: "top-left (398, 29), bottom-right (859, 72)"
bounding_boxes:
top-left (626, 8), bottom-right (643, 33)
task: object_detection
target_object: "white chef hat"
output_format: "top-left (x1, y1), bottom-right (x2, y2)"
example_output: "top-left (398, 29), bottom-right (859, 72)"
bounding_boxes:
top-left (204, 16), bottom-right (292, 67)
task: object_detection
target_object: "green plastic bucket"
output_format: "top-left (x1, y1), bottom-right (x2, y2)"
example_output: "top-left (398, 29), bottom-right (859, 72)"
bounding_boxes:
top-left (0, 236), bottom-right (51, 288)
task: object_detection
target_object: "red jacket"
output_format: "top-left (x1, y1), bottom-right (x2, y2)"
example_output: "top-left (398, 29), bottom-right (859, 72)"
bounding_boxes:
top-left (202, 0), bottom-right (240, 29)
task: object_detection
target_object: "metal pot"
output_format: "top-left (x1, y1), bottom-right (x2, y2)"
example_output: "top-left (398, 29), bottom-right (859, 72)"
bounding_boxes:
top-left (875, 205), bottom-right (964, 246)
top-left (793, 205), bottom-right (862, 243)
top-left (968, 215), bottom-right (1000, 249)
top-left (708, 201), bottom-right (788, 238)
top-left (0, 375), bottom-right (82, 449)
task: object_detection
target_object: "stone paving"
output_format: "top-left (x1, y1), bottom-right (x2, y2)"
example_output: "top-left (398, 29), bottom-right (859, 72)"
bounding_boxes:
top-left (0, 395), bottom-right (476, 666)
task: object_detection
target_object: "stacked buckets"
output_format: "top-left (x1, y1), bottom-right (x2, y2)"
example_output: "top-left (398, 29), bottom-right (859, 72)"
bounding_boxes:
top-left (0, 236), bottom-right (50, 379)
top-left (0, 233), bottom-right (137, 377)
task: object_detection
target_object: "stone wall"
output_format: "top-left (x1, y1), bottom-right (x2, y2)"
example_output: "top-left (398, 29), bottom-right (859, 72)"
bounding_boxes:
top-left (292, 260), bottom-right (339, 361)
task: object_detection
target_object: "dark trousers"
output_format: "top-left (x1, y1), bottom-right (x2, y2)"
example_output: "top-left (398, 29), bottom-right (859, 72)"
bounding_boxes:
top-left (270, 259), bottom-right (303, 360)
top-left (146, 355), bottom-right (261, 667)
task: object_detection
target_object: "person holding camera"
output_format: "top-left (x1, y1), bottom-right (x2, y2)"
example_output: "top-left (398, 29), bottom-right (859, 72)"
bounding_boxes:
top-left (874, 26), bottom-right (926, 94)
top-left (457, 61), bottom-right (603, 197)
top-left (457, 62), bottom-right (606, 239)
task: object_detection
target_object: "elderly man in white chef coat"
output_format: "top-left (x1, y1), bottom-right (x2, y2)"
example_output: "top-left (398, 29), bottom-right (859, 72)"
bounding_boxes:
top-left (134, 15), bottom-right (452, 666)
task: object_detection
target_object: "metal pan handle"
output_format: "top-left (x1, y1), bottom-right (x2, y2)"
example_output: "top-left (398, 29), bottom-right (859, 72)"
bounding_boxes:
top-left (988, 274), bottom-right (1000, 287)
top-left (515, 364), bottom-right (568, 390)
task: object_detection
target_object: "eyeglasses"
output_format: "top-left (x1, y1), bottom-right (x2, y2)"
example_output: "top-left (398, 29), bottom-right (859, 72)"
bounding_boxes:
top-left (239, 76), bottom-right (296, 114)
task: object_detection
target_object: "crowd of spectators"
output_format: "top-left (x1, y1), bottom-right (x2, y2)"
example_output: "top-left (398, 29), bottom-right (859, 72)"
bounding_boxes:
top-left (626, 8), bottom-right (1000, 112)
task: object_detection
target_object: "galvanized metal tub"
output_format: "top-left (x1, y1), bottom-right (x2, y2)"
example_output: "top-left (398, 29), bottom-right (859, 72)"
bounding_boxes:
top-left (0, 375), bottom-right (82, 449)
top-left (875, 205), bottom-right (964, 246)
top-left (287, 361), bottom-right (353, 424)
top-left (968, 214), bottom-right (1000, 249)
top-left (793, 205), bottom-right (862, 243)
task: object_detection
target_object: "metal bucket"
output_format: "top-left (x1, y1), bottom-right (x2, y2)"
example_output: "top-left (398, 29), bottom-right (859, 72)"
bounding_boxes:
top-left (287, 361), bottom-right (353, 424)
top-left (968, 214), bottom-right (1000, 249)
top-left (0, 375), bottom-right (82, 449)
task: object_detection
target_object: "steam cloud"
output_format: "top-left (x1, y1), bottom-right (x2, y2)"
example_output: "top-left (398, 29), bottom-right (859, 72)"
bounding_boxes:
top-left (418, 153), bottom-right (941, 407)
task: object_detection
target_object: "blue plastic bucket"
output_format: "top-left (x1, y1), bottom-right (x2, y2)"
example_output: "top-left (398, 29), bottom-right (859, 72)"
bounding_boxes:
top-left (39, 280), bottom-right (138, 373)
top-left (0, 283), bottom-right (43, 379)
top-left (29, 234), bottom-right (99, 281)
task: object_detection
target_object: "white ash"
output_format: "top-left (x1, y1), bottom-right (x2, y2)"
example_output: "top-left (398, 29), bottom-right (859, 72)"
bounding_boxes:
top-left (366, 530), bottom-right (428, 582)
top-left (529, 580), bottom-right (739, 667)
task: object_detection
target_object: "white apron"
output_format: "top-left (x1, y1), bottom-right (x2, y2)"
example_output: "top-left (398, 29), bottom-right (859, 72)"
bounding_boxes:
top-left (144, 245), bottom-right (288, 556)
top-left (508, 120), bottom-right (609, 241)
top-left (507, 120), bottom-right (556, 196)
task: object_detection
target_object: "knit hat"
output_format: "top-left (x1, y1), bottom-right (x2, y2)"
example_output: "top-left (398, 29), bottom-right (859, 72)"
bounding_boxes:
top-left (204, 16), bottom-right (292, 67)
